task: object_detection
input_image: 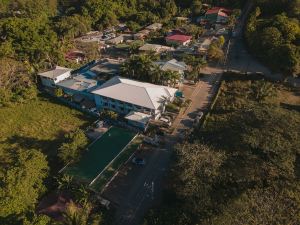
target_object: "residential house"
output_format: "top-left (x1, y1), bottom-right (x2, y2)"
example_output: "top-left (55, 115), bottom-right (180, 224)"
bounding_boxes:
top-left (197, 38), bottom-right (212, 55)
top-left (173, 45), bottom-right (197, 56)
top-left (106, 35), bottom-right (125, 45)
top-left (154, 59), bottom-right (188, 83)
top-left (174, 17), bottom-right (191, 23)
top-left (38, 66), bottom-right (72, 88)
top-left (65, 50), bottom-right (86, 64)
top-left (134, 29), bottom-right (151, 40)
top-left (139, 44), bottom-right (174, 54)
top-left (204, 7), bottom-right (231, 24)
top-left (155, 59), bottom-right (188, 74)
top-left (77, 31), bottom-right (103, 43)
top-left (92, 76), bottom-right (177, 119)
top-left (145, 23), bottom-right (163, 31)
top-left (165, 34), bottom-right (193, 46)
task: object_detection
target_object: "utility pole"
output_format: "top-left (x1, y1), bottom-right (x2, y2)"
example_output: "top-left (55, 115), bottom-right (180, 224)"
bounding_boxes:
top-left (151, 181), bottom-right (154, 200)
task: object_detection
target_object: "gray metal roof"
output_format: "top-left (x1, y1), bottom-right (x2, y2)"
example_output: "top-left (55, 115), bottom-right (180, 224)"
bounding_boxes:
top-left (38, 66), bottom-right (72, 79)
top-left (92, 76), bottom-right (177, 110)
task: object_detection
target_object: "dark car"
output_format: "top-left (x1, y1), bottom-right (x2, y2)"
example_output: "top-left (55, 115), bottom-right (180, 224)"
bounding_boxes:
top-left (132, 157), bottom-right (146, 166)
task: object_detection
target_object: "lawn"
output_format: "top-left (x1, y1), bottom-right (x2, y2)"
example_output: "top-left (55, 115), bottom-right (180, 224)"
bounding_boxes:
top-left (0, 94), bottom-right (94, 166)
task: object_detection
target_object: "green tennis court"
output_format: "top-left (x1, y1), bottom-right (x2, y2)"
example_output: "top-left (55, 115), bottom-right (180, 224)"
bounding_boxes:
top-left (64, 126), bottom-right (137, 183)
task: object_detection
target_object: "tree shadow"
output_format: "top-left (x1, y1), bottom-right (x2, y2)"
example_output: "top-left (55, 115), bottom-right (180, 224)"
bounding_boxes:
top-left (280, 103), bottom-right (300, 113)
top-left (1, 133), bottom-right (66, 172)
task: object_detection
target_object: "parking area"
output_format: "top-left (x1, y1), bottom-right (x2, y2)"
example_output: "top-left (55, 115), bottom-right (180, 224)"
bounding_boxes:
top-left (101, 141), bottom-right (171, 224)
top-left (101, 144), bottom-right (155, 204)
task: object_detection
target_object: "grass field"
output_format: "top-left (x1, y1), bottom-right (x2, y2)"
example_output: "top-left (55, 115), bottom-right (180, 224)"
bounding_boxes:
top-left (64, 126), bottom-right (137, 184)
top-left (0, 94), bottom-right (93, 165)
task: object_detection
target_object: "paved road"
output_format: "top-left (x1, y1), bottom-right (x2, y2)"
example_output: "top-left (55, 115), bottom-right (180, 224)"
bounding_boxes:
top-left (104, 144), bottom-right (172, 225)
top-left (172, 74), bottom-right (222, 136)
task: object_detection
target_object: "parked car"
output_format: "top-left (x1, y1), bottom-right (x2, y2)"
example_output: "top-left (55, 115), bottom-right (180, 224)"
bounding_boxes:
top-left (132, 157), bottom-right (146, 165)
top-left (144, 137), bottom-right (159, 146)
top-left (159, 117), bottom-right (172, 127)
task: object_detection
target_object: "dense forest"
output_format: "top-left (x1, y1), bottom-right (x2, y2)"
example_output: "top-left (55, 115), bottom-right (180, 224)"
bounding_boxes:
top-left (144, 72), bottom-right (300, 225)
top-left (245, 0), bottom-right (300, 76)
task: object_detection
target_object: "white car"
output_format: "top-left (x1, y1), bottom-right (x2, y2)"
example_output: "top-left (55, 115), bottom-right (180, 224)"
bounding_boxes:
top-left (160, 117), bottom-right (172, 127)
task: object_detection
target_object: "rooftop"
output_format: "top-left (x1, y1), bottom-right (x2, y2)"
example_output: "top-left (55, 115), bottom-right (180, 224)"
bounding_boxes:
top-left (145, 23), bottom-right (163, 30)
top-left (125, 111), bottom-right (152, 125)
top-left (154, 59), bottom-right (188, 72)
top-left (57, 74), bottom-right (98, 92)
top-left (198, 38), bottom-right (212, 51)
top-left (92, 76), bottom-right (177, 110)
top-left (89, 58), bottom-right (124, 75)
top-left (139, 44), bottom-right (174, 52)
top-left (166, 34), bottom-right (193, 43)
top-left (206, 7), bottom-right (231, 17)
top-left (38, 66), bottom-right (72, 79)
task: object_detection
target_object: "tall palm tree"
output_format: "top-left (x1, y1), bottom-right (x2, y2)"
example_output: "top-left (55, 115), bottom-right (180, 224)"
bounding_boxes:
top-left (252, 80), bottom-right (277, 102)
top-left (63, 201), bottom-right (91, 225)
top-left (57, 175), bottom-right (73, 191)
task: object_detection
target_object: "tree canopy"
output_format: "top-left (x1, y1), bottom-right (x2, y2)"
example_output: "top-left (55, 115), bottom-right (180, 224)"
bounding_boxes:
top-left (245, 2), bottom-right (300, 76)
top-left (0, 148), bottom-right (48, 218)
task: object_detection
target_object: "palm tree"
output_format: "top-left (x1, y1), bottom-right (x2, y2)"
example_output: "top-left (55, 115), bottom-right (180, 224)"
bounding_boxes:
top-left (62, 201), bottom-right (103, 225)
top-left (63, 201), bottom-right (91, 225)
top-left (252, 80), bottom-right (277, 102)
top-left (74, 185), bottom-right (90, 205)
top-left (57, 175), bottom-right (73, 191)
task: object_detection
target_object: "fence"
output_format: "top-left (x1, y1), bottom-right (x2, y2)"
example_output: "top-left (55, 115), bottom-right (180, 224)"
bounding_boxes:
top-left (200, 80), bottom-right (223, 128)
top-left (43, 89), bottom-right (99, 118)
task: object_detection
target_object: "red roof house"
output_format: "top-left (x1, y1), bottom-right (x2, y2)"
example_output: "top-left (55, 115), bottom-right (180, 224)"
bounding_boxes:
top-left (165, 34), bottom-right (193, 46)
top-left (205, 7), bottom-right (231, 24)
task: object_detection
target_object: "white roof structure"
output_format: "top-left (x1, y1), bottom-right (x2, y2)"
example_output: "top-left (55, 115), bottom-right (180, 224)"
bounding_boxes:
top-left (57, 75), bottom-right (98, 92)
top-left (139, 44), bottom-right (174, 53)
top-left (92, 76), bottom-right (177, 110)
top-left (155, 59), bottom-right (188, 73)
top-left (198, 38), bottom-right (212, 52)
top-left (145, 23), bottom-right (163, 31)
top-left (38, 66), bottom-right (72, 79)
top-left (125, 111), bottom-right (151, 125)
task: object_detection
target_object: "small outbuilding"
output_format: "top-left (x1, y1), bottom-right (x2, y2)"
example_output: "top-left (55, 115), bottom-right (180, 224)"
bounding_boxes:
top-left (125, 111), bottom-right (152, 130)
top-left (38, 66), bottom-right (72, 88)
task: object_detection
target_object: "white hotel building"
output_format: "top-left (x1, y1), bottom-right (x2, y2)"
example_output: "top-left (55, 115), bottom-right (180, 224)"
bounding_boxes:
top-left (92, 76), bottom-right (177, 119)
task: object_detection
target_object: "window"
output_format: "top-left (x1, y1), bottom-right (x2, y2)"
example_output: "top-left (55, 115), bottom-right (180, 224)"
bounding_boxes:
top-left (104, 103), bottom-right (108, 106)
top-left (111, 104), bottom-right (116, 109)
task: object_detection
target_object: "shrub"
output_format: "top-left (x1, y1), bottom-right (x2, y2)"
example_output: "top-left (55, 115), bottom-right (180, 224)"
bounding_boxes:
top-left (166, 103), bottom-right (179, 113)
